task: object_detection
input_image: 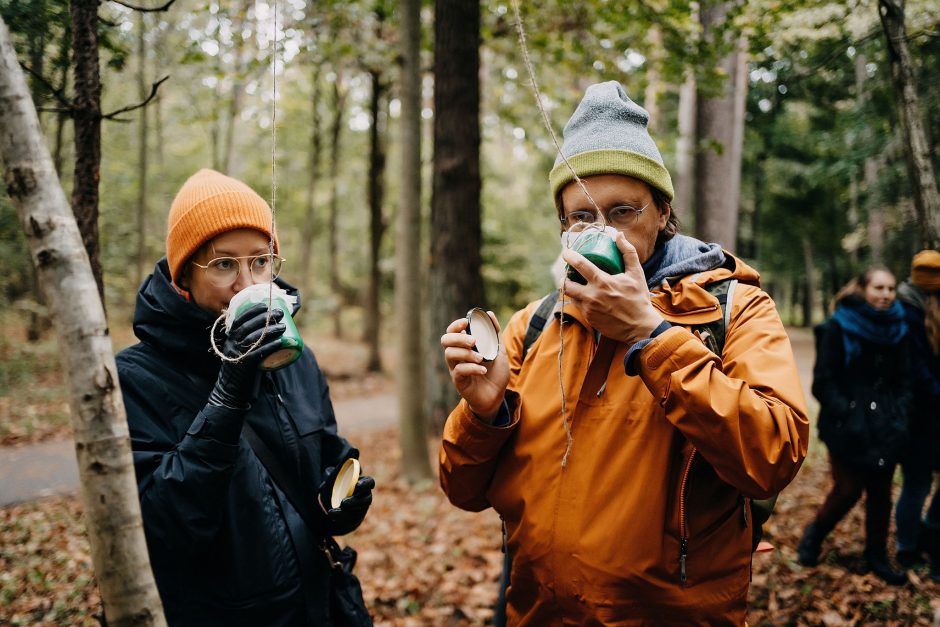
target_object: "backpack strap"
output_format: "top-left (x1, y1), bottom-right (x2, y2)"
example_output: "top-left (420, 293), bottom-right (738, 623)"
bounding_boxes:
top-left (521, 290), bottom-right (559, 361)
top-left (691, 279), bottom-right (737, 358)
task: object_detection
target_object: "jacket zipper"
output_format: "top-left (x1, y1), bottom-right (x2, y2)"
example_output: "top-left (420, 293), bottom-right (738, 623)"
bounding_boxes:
top-left (678, 447), bottom-right (697, 584)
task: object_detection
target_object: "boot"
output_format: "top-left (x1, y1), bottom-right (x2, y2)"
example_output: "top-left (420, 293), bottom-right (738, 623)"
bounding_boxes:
top-left (896, 548), bottom-right (923, 569)
top-left (797, 521), bottom-right (824, 566)
top-left (865, 551), bottom-right (907, 585)
top-left (920, 522), bottom-right (940, 562)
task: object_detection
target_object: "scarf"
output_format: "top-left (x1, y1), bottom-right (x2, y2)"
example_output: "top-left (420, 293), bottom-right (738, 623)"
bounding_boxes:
top-left (831, 297), bottom-right (908, 365)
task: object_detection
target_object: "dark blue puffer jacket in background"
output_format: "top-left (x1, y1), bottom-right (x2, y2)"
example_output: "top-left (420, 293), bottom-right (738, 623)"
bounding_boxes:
top-left (116, 258), bottom-right (359, 626)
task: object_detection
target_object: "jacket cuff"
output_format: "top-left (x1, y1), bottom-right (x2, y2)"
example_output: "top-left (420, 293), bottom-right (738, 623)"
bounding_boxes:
top-left (635, 327), bottom-right (706, 399)
top-left (624, 319), bottom-right (673, 376)
top-left (449, 392), bottom-right (520, 451)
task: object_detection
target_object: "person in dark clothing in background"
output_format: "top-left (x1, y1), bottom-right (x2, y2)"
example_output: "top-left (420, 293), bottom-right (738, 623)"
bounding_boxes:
top-left (797, 266), bottom-right (912, 585)
top-left (116, 169), bottom-right (374, 625)
top-left (895, 250), bottom-right (940, 581)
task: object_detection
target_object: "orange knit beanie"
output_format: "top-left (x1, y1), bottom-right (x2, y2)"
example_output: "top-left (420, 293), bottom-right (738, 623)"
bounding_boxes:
top-left (166, 169), bottom-right (279, 285)
top-left (911, 249), bottom-right (940, 292)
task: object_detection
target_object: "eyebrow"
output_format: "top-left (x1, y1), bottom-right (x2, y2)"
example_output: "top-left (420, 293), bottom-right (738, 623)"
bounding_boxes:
top-left (211, 247), bottom-right (271, 256)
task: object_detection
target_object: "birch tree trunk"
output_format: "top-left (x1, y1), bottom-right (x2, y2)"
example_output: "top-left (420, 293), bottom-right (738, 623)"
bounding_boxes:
top-left (364, 69), bottom-right (386, 373)
top-left (397, 0), bottom-right (433, 481)
top-left (0, 17), bottom-right (166, 626)
top-left (70, 0), bottom-right (105, 301)
top-left (427, 0), bottom-right (484, 433)
top-left (878, 0), bottom-right (940, 249)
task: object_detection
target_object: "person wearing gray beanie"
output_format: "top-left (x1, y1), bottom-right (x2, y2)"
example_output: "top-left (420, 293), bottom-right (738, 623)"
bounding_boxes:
top-left (439, 81), bottom-right (808, 624)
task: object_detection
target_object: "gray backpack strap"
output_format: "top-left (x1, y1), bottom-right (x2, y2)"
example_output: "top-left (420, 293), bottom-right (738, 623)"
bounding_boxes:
top-left (521, 290), bottom-right (559, 361)
top-left (693, 279), bottom-right (737, 357)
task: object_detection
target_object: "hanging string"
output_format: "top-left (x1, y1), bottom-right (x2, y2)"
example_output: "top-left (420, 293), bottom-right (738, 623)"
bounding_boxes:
top-left (209, 0), bottom-right (280, 364)
top-left (511, 0), bottom-right (594, 467)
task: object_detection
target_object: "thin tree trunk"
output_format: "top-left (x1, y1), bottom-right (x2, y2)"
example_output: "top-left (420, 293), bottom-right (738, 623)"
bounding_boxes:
top-left (801, 234), bottom-right (816, 327)
top-left (675, 72), bottom-right (696, 219)
top-left (694, 1), bottom-right (747, 249)
top-left (329, 76), bottom-right (346, 339)
top-left (364, 70), bottom-right (386, 372)
top-left (70, 0), bottom-right (104, 302)
top-left (299, 63), bottom-right (322, 309)
top-left (878, 0), bottom-right (940, 249)
top-left (643, 26), bottom-right (663, 134)
top-left (52, 25), bottom-right (70, 177)
top-left (135, 11), bottom-right (149, 290)
top-left (397, 0), bottom-right (432, 482)
top-left (428, 0), bottom-right (483, 433)
top-left (221, 0), bottom-right (251, 175)
top-left (0, 18), bottom-right (166, 626)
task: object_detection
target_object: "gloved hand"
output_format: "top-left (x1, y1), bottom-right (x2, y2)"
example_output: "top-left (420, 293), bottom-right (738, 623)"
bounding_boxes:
top-left (208, 302), bottom-right (286, 410)
top-left (317, 463), bottom-right (375, 536)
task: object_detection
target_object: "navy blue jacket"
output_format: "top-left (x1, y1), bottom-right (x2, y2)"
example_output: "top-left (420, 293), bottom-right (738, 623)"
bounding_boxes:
top-left (117, 259), bottom-right (357, 626)
top-left (812, 317), bottom-right (913, 471)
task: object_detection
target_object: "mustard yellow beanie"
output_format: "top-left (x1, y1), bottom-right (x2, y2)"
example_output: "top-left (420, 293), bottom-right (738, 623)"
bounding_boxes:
top-left (911, 249), bottom-right (940, 292)
top-left (166, 169), bottom-right (278, 286)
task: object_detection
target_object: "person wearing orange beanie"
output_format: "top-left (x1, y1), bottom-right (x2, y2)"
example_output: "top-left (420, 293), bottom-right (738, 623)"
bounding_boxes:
top-left (116, 169), bottom-right (374, 625)
top-left (895, 249), bottom-right (940, 582)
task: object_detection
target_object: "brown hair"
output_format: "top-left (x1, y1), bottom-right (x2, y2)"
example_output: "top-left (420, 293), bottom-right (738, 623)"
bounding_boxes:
top-left (831, 265), bottom-right (895, 312)
top-left (925, 292), bottom-right (940, 355)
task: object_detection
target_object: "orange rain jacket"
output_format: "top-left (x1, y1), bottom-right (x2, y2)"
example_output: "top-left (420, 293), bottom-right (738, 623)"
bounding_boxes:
top-left (440, 254), bottom-right (809, 625)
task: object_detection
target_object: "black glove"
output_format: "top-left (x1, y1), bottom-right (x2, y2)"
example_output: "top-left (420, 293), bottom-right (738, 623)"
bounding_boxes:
top-left (208, 302), bottom-right (286, 410)
top-left (317, 463), bottom-right (375, 536)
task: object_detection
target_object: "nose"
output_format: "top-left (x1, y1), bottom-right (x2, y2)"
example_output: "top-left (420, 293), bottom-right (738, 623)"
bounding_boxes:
top-left (231, 260), bottom-right (254, 292)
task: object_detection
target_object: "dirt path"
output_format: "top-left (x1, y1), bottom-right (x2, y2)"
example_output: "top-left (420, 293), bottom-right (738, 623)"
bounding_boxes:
top-left (0, 393), bottom-right (397, 507)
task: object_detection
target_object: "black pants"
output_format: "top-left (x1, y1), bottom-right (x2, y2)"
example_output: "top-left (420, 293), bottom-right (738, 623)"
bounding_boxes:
top-left (814, 454), bottom-right (895, 555)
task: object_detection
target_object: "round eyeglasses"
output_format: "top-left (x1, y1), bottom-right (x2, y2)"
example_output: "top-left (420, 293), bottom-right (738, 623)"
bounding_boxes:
top-left (190, 254), bottom-right (285, 288)
top-left (560, 203), bottom-right (648, 230)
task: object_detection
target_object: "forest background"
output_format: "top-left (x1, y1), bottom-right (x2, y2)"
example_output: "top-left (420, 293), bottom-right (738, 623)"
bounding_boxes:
top-left (0, 0), bottom-right (939, 624)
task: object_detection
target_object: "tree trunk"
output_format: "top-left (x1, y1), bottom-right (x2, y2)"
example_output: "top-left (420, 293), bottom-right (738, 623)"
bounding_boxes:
top-left (397, 0), bottom-right (433, 482)
top-left (694, 1), bottom-right (747, 249)
top-left (801, 234), bottom-right (816, 327)
top-left (221, 0), bottom-right (251, 175)
top-left (675, 72), bottom-right (696, 219)
top-left (329, 76), bottom-right (346, 339)
top-left (364, 70), bottom-right (386, 372)
top-left (135, 11), bottom-right (148, 291)
top-left (299, 63), bottom-right (322, 310)
top-left (643, 26), bottom-right (663, 134)
top-left (70, 0), bottom-right (104, 302)
top-left (427, 0), bottom-right (483, 433)
top-left (52, 28), bottom-right (70, 177)
top-left (878, 0), bottom-right (940, 249)
top-left (0, 17), bottom-right (166, 626)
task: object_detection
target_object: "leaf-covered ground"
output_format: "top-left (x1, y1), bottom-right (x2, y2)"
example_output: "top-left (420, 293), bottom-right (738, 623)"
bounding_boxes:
top-left (3, 425), bottom-right (939, 625)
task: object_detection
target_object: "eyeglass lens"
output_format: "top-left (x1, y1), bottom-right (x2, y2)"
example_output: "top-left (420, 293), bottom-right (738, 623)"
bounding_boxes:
top-left (205, 255), bottom-right (283, 287)
top-left (565, 206), bottom-right (641, 229)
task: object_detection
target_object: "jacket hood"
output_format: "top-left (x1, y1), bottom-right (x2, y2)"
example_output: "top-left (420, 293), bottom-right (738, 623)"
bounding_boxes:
top-left (133, 258), bottom-right (300, 370)
top-left (646, 235), bottom-right (761, 324)
top-left (898, 280), bottom-right (926, 312)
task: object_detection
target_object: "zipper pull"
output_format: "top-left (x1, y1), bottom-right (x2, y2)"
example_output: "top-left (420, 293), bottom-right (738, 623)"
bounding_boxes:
top-left (741, 497), bottom-right (749, 528)
top-left (596, 381), bottom-right (607, 398)
top-left (679, 538), bottom-right (688, 583)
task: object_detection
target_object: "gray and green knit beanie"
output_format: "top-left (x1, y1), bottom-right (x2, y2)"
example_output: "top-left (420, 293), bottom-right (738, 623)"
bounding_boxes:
top-left (549, 81), bottom-right (674, 205)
